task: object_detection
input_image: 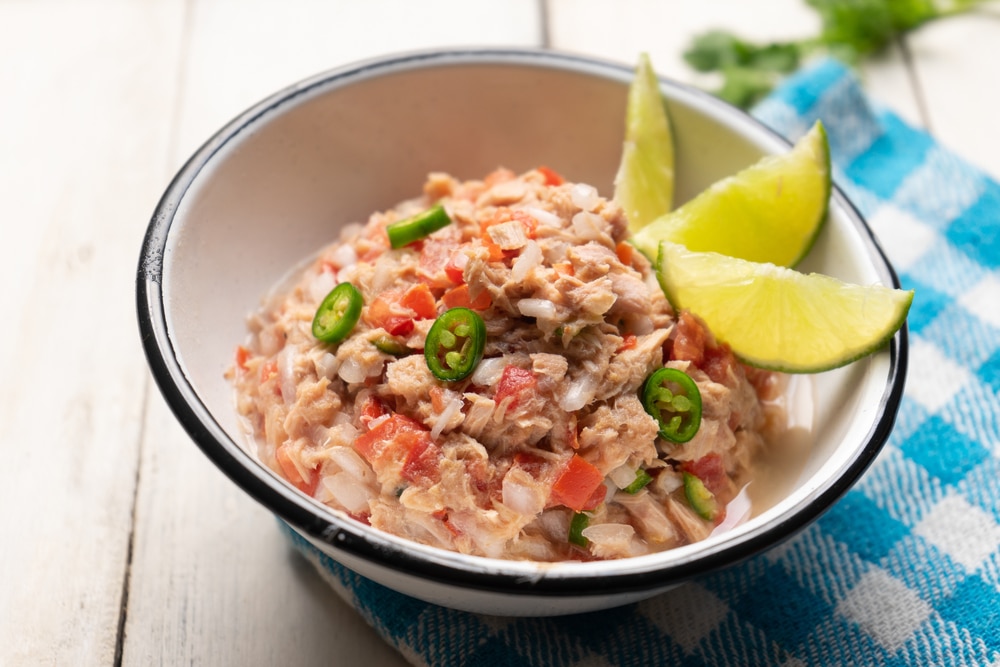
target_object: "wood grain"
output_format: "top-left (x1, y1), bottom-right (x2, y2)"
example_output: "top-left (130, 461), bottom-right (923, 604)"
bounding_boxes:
top-left (0, 1), bottom-right (185, 664)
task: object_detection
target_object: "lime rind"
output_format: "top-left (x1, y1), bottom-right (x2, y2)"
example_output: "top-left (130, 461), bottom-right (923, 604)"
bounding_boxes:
top-left (614, 52), bottom-right (675, 234)
top-left (655, 241), bottom-right (913, 373)
top-left (634, 121), bottom-right (831, 268)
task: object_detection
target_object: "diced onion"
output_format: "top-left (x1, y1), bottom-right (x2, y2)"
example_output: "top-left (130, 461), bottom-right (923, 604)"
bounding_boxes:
top-left (517, 298), bottom-right (557, 321)
top-left (277, 345), bottom-right (297, 406)
top-left (502, 475), bottom-right (545, 516)
top-left (571, 211), bottom-right (605, 241)
top-left (321, 472), bottom-right (373, 514)
top-left (609, 464), bottom-right (638, 490)
top-left (470, 356), bottom-right (507, 386)
top-left (511, 240), bottom-right (542, 282)
top-left (431, 393), bottom-right (464, 440)
top-left (327, 445), bottom-right (374, 484)
top-left (710, 483), bottom-right (754, 537)
top-left (559, 372), bottom-right (598, 411)
top-left (521, 206), bottom-right (562, 228)
top-left (338, 357), bottom-right (368, 384)
top-left (308, 270), bottom-right (337, 303)
top-left (570, 183), bottom-right (599, 212)
top-left (314, 351), bottom-right (340, 381)
top-left (328, 243), bottom-right (358, 269)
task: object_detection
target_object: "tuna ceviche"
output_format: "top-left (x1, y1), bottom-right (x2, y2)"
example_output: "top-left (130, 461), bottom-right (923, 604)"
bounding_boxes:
top-left (230, 167), bottom-right (789, 561)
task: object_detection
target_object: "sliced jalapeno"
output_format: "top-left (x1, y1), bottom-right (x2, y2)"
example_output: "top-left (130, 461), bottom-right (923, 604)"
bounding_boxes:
top-left (683, 472), bottom-right (719, 521)
top-left (371, 334), bottom-right (410, 356)
top-left (386, 204), bottom-right (452, 249)
top-left (568, 511), bottom-right (590, 547)
top-left (642, 367), bottom-right (702, 443)
top-left (312, 282), bottom-right (363, 343)
top-left (623, 468), bottom-right (653, 494)
top-left (424, 307), bottom-right (485, 382)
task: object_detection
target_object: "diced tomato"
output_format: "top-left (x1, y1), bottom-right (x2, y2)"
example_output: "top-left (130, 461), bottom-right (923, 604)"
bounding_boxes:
top-left (354, 413), bottom-right (440, 484)
top-left (702, 341), bottom-right (737, 385)
top-left (615, 240), bottom-right (634, 266)
top-left (400, 432), bottom-right (441, 483)
top-left (617, 334), bottom-right (637, 352)
top-left (553, 261), bottom-right (574, 277)
top-left (668, 311), bottom-right (706, 367)
top-left (682, 453), bottom-right (729, 497)
top-left (536, 165), bottom-right (565, 186)
top-left (419, 237), bottom-right (461, 289)
top-left (235, 345), bottom-right (251, 372)
top-left (444, 250), bottom-right (468, 284)
top-left (401, 283), bottom-right (437, 320)
top-left (433, 510), bottom-right (463, 537)
top-left (365, 290), bottom-right (415, 336)
top-left (441, 284), bottom-right (492, 311)
top-left (493, 365), bottom-right (537, 412)
top-left (275, 445), bottom-right (320, 496)
top-left (260, 359), bottom-right (278, 383)
top-left (550, 455), bottom-right (605, 512)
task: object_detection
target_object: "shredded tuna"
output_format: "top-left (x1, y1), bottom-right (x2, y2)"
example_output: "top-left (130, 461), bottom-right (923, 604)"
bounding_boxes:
top-left (230, 167), bottom-right (790, 562)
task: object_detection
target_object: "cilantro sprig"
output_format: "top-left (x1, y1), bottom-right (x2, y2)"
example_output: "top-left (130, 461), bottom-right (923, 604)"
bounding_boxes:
top-left (684, 0), bottom-right (989, 109)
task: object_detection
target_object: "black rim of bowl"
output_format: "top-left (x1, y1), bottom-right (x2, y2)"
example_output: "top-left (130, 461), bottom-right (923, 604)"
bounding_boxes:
top-left (136, 47), bottom-right (908, 598)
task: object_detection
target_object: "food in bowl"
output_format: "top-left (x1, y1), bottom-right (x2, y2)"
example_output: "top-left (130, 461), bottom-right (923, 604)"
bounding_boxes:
top-left (230, 166), bottom-right (790, 561)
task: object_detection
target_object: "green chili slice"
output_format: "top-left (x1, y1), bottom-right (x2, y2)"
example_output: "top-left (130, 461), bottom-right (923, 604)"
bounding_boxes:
top-left (683, 472), bottom-right (719, 521)
top-left (623, 468), bottom-right (653, 494)
top-left (312, 282), bottom-right (363, 343)
top-left (641, 367), bottom-right (702, 443)
top-left (568, 511), bottom-right (590, 547)
top-left (424, 307), bottom-right (486, 381)
top-left (386, 204), bottom-right (452, 249)
top-left (371, 334), bottom-right (410, 356)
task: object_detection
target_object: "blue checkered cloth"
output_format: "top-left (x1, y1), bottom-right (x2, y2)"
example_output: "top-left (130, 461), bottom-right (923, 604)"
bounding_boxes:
top-left (282, 59), bottom-right (1000, 666)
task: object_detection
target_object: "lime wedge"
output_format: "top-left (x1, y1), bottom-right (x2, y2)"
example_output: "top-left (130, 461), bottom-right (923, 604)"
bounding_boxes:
top-left (656, 242), bottom-right (913, 373)
top-left (614, 53), bottom-right (675, 234)
top-left (633, 121), bottom-right (830, 267)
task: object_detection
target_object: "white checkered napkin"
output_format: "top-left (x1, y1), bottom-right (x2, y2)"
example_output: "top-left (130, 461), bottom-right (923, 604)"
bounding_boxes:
top-left (280, 60), bottom-right (1000, 667)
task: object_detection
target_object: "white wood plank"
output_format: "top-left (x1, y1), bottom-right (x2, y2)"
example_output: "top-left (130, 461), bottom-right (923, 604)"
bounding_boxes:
top-left (905, 1), bottom-right (1000, 180)
top-left (546, 0), bottom-right (923, 126)
top-left (0, 1), bottom-right (185, 664)
top-left (123, 396), bottom-right (408, 667)
top-left (124, 2), bottom-right (543, 665)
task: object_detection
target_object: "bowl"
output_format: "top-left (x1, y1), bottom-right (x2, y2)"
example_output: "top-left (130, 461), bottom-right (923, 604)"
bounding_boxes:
top-left (136, 48), bottom-right (907, 616)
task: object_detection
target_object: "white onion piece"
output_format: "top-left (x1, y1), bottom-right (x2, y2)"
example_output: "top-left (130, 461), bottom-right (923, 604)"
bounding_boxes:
top-left (570, 183), bottom-right (599, 212)
top-left (338, 357), bottom-right (368, 384)
top-left (517, 298), bottom-right (557, 321)
top-left (327, 445), bottom-right (374, 484)
top-left (470, 356), bottom-right (507, 386)
top-left (511, 240), bottom-right (542, 282)
top-left (431, 394), bottom-right (464, 440)
top-left (314, 352), bottom-right (340, 381)
top-left (328, 243), bottom-right (358, 269)
top-left (370, 254), bottom-right (396, 294)
top-left (277, 345), bottom-right (297, 406)
top-left (559, 372), bottom-right (598, 411)
top-left (308, 270), bottom-right (337, 303)
top-left (609, 464), bottom-right (638, 490)
top-left (521, 206), bottom-right (562, 228)
top-left (571, 211), bottom-right (605, 241)
top-left (321, 472), bottom-right (373, 514)
top-left (502, 475), bottom-right (545, 516)
top-left (710, 483), bottom-right (754, 537)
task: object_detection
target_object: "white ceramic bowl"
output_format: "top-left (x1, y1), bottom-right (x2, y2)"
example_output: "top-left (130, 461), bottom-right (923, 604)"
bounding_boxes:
top-left (137, 48), bottom-right (907, 616)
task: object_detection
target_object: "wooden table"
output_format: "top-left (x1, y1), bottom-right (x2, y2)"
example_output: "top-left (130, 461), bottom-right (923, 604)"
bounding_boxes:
top-left (3, 1), bottom-right (998, 664)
